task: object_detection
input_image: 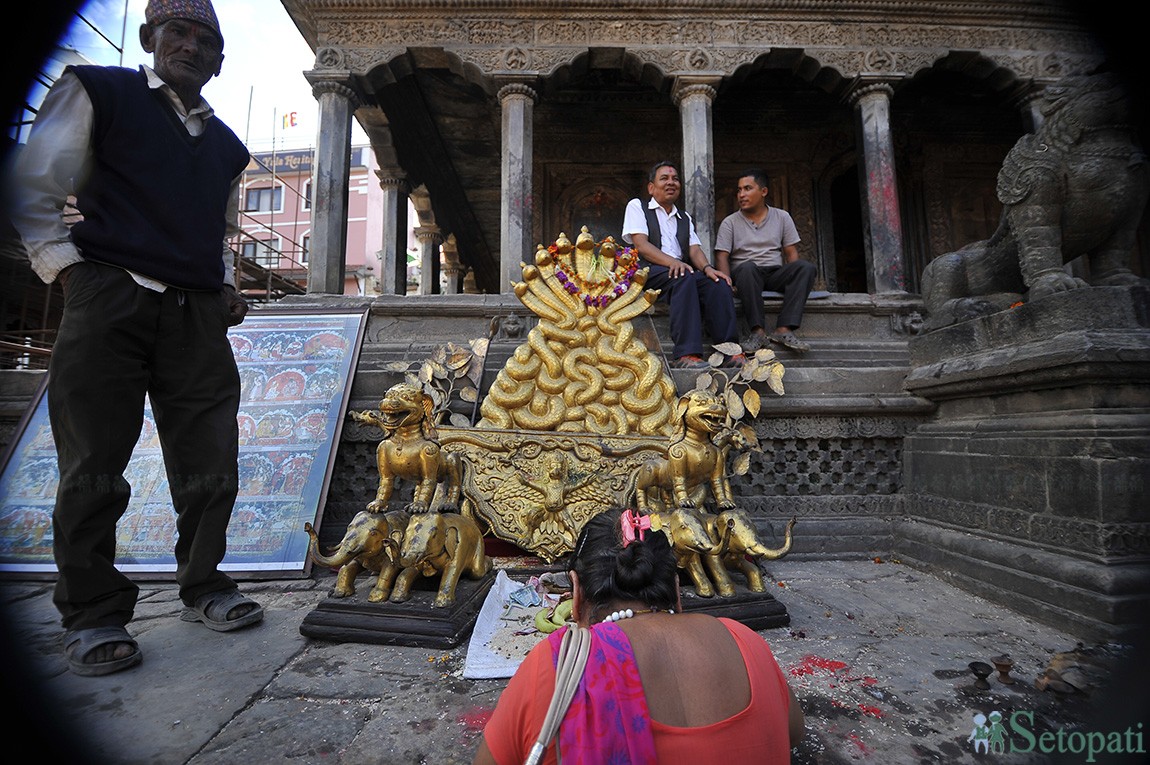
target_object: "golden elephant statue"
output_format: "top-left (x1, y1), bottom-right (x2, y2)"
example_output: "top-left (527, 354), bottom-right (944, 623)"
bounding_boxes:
top-left (646, 506), bottom-right (720, 598)
top-left (351, 382), bottom-right (463, 513)
top-left (633, 389), bottom-right (737, 514)
top-left (700, 510), bottom-right (796, 597)
top-left (389, 510), bottom-right (492, 608)
top-left (304, 508), bottom-right (410, 602)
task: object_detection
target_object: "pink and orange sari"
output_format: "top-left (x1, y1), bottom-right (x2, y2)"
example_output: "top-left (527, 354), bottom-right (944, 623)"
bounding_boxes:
top-left (546, 623), bottom-right (658, 764)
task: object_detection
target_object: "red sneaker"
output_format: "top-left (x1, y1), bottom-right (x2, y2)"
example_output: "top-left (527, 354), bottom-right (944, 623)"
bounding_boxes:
top-left (671, 355), bottom-right (710, 370)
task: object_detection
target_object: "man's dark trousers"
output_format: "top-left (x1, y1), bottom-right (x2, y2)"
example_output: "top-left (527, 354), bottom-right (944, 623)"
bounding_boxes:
top-left (731, 259), bottom-right (817, 331)
top-left (642, 263), bottom-right (738, 359)
top-left (48, 261), bottom-right (241, 631)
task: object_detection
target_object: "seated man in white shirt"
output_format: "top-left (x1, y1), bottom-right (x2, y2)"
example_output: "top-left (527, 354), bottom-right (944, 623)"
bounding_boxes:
top-left (715, 169), bottom-right (817, 353)
top-left (622, 161), bottom-right (744, 370)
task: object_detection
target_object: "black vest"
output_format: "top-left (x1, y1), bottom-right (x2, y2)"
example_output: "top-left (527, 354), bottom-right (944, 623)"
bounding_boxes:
top-left (643, 203), bottom-right (691, 260)
top-left (69, 66), bottom-right (249, 290)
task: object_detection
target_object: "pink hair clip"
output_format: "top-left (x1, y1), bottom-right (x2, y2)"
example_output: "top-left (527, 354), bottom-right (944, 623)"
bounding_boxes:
top-left (620, 508), bottom-right (651, 547)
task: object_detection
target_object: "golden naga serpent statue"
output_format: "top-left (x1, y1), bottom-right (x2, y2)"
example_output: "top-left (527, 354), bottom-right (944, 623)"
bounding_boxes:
top-left (317, 226), bottom-right (791, 575)
top-left (477, 227), bottom-right (678, 437)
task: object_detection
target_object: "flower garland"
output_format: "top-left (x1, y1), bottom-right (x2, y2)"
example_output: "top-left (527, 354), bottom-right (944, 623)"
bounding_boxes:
top-left (549, 244), bottom-right (639, 308)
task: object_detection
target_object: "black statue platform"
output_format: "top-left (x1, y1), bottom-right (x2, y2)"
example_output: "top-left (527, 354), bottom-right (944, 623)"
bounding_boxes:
top-left (299, 570), bottom-right (497, 649)
top-left (678, 583), bottom-right (791, 630)
top-left (299, 566), bottom-right (788, 649)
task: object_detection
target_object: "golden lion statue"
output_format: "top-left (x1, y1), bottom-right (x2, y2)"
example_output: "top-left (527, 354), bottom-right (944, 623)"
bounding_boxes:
top-left (350, 383), bottom-right (463, 513)
top-left (632, 389), bottom-right (737, 513)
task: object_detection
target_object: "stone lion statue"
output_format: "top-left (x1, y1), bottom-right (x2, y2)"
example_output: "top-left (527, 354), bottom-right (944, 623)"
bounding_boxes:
top-left (921, 71), bottom-right (1149, 329)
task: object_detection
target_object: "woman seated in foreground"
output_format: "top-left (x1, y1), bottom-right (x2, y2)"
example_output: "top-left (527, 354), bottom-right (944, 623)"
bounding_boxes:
top-left (473, 507), bottom-right (804, 765)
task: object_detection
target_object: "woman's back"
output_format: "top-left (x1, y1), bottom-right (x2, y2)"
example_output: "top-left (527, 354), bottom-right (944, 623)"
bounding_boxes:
top-left (625, 613), bottom-right (793, 763)
top-left (474, 509), bottom-right (802, 765)
top-left (622, 611), bottom-right (752, 726)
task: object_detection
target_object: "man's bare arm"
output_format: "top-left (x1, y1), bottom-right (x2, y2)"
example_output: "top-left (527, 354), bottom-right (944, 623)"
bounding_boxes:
top-left (715, 249), bottom-right (731, 276)
top-left (695, 245), bottom-right (732, 286)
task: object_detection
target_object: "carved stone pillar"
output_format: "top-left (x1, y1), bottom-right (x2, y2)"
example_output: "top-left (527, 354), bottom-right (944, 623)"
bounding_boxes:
top-left (463, 269), bottom-right (479, 294)
top-left (377, 172), bottom-right (410, 295)
top-left (441, 236), bottom-right (462, 295)
top-left (498, 82), bottom-right (537, 292)
top-left (415, 225), bottom-right (443, 296)
top-left (307, 77), bottom-right (358, 294)
top-left (850, 82), bottom-right (906, 293)
top-left (674, 80), bottom-right (719, 253)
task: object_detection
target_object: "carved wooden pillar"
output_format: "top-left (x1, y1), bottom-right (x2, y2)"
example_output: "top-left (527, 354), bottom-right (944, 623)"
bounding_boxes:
top-left (415, 225), bottom-right (443, 295)
top-left (498, 82), bottom-right (537, 292)
top-left (377, 172), bottom-right (410, 295)
top-left (442, 236), bottom-right (462, 295)
top-left (307, 77), bottom-right (358, 294)
top-left (674, 80), bottom-right (719, 253)
top-left (850, 82), bottom-right (906, 293)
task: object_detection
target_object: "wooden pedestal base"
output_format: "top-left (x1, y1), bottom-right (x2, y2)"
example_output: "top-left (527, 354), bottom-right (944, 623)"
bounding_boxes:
top-left (299, 571), bottom-right (496, 649)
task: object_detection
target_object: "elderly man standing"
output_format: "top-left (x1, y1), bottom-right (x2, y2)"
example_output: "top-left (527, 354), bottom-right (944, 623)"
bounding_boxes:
top-left (8, 0), bottom-right (263, 676)
top-left (622, 160), bottom-right (745, 369)
top-left (715, 169), bottom-right (817, 353)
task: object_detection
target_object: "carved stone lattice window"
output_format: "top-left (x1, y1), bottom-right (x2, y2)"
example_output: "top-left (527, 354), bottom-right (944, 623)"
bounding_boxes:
top-left (739, 437), bottom-right (903, 496)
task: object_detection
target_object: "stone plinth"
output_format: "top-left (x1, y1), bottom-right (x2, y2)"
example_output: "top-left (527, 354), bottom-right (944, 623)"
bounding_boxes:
top-left (901, 286), bottom-right (1150, 639)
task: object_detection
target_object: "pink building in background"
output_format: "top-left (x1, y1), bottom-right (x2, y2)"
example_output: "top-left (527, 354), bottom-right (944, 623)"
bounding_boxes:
top-left (236, 146), bottom-right (416, 297)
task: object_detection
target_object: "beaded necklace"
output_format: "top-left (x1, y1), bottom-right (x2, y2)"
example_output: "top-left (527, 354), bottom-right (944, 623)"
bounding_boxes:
top-left (600, 606), bottom-right (675, 623)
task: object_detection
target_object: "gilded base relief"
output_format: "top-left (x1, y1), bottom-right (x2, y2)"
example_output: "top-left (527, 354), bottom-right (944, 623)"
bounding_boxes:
top-left (439, 428), bottom-right (665, 562)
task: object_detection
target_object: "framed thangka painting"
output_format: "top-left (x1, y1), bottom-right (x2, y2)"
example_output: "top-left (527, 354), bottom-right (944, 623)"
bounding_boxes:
top-left (0, 307), bottom-right (369, 577)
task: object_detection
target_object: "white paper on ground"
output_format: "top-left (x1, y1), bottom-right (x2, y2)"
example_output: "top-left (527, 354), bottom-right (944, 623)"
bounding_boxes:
top-left (462, 569), bottom-right (556, 679)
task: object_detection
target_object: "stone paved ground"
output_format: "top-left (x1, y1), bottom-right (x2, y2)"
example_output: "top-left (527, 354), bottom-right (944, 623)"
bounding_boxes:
top-left (2, 559), bottom-right (1145, 764)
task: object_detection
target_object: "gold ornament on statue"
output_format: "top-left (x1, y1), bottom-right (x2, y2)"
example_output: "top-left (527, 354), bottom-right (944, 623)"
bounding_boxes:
top-left (339, 227), bottom-right (787, 569)
top-left (441, 430), bottom-right (660, 562)
top-left (477, 227), bottom-right (677, 436)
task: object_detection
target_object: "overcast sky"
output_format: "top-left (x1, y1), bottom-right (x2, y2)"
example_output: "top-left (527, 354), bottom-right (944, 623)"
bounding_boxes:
top-left (55, 0), bottom-right (362, 152)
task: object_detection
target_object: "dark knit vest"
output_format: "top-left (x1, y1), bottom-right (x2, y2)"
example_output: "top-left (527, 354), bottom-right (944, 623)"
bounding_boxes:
top-left (68, 66), bottom-right (249, 290)
top-left (642, 203), bottom-right (691, 260)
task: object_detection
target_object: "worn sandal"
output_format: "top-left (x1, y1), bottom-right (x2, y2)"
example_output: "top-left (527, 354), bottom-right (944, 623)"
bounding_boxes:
top-left (180, 589), bottom-right (264, 632)
top-left (769, 331), bottom-right (810, 353)
top-left (64, 626), bottom-right (142, 677)
top-left (741, 332), bottom-right (769, 352)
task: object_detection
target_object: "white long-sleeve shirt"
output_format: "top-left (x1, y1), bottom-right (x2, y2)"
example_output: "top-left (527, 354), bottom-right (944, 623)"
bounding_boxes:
top-left (9, 65), bottom-right (243, 290)
top-left (621, 197), bottom-right (702, 260)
